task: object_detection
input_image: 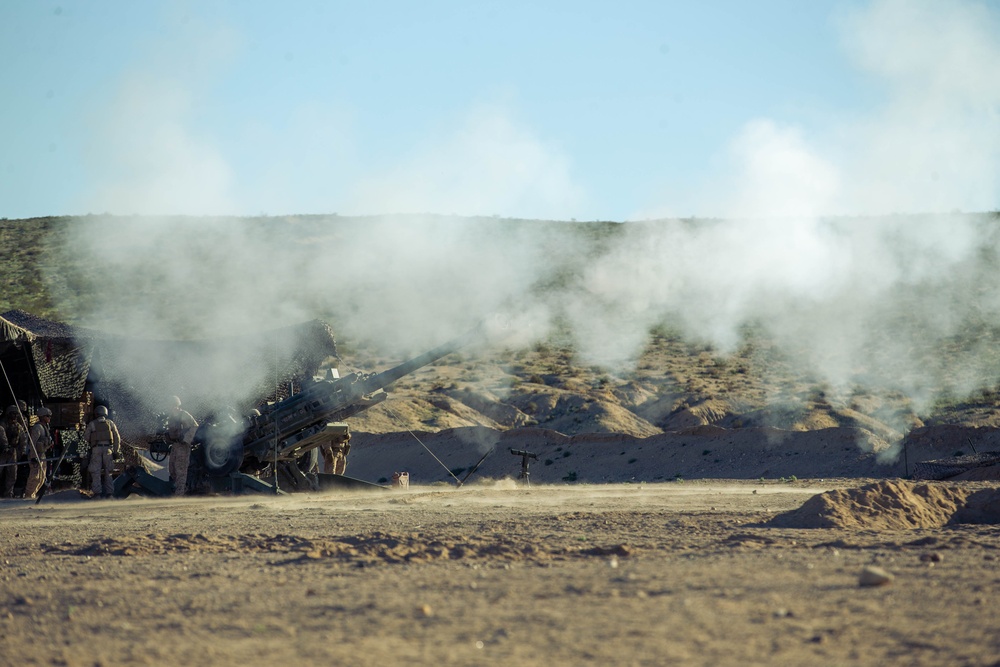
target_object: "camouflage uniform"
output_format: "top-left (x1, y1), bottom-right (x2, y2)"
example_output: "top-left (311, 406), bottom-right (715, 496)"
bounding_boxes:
top-left (0, 418), bottom-right (17, 498)
top-left (320, 438), bottom-right (351, 475)
top-left (166, 401), bottom-right (199, 496)
top-left (25, 408), bottom-right (54, 499)
top-left (83, 411), bottom-right (121, 498)
top-left (0, 406), bottom-right (27, 498)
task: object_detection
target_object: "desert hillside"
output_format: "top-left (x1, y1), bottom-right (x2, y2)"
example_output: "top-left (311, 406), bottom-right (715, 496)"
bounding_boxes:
top-left (4, 214), bottom-right (1000, 480)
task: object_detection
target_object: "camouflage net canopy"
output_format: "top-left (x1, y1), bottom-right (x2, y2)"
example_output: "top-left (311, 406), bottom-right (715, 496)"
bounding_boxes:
top-left (0, 309), bottom-right (339, 442)
top-left (913, 451), bottom-right (1000, 481)
top-left (1, 309), bottom-right (96, 401)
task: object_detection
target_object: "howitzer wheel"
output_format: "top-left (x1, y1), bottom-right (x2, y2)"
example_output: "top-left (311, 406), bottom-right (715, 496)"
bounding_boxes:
top-left (198, 435), bottom-right (245, 477)
top-left (149, 439), bottom-right (170, 463)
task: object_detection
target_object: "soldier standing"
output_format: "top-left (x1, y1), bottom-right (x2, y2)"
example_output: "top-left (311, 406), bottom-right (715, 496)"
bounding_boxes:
top-left (13, 400), bottom-right (30, 497)
top-left (0, 407), bottom-right (18, 498)
top-left (25, 406), bottom-right (54, 499)
top-left (166, 396), bottom-right (198, 496)
top-left (0, 405), bottom-right (27, 498)
top-left (83, 405), bottom-right (121, 498)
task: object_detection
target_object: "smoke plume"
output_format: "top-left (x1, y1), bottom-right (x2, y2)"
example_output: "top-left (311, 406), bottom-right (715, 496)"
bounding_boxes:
top-left (54, 0), bottom-right (1000, 426)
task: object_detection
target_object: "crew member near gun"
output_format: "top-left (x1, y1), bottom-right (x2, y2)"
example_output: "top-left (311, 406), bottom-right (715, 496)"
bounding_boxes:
top-left (166, 396), bottom-right (198, 496)
top-left (0, 405), bottom-right (25, 498)
top-left (25, 406), bottom-right (54, 499)
top-left (83, 405), bottom-right (121, 499)
top-left (320, 437), bottom-right (351, 476)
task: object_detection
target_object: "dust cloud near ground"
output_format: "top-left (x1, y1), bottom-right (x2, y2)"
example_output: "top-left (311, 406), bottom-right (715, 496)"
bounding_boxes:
top-left (2, 480), bottom-right (998, 666)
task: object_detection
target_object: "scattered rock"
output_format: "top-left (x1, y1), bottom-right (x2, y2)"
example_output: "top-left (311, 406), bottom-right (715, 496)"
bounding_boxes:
top-left (858, 566), bottom-right (894, 587)
top-left (582, 544), bottom-right (632, 558)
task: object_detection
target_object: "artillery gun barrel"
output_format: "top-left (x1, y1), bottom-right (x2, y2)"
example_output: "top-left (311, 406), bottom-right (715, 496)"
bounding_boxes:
top-left (359, 325), bottom-right (483, 395)
top-left (230, 324), bottom-right (485, 469)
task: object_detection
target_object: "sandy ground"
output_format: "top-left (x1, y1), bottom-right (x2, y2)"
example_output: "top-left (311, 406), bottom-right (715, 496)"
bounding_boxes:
top-left (1, 480), bottom-right (999, 667)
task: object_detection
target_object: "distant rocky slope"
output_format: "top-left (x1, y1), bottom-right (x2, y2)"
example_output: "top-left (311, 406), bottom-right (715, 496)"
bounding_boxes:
top-left (5, 213), bottom-right (1000, 481)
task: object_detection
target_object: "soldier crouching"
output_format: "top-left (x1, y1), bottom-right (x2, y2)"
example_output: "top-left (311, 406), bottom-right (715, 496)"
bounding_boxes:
top-left (320, 438), bottom-right (351, 475)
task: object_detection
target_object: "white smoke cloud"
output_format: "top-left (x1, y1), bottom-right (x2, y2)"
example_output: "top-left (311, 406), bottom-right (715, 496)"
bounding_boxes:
top-left (348, 106), bottom-right (584, 220)
top-left (54, 0), bottom-right (1000, 429)
top-left (582, 0), bottom-right (1000, 409)
top-left (724, 121), bottom-right (841, 220)
top-left (83, 75), bottom-right (237, 215)
top-left (81, 13), bottom-right (242, 216)
top-left (839, 0), bottom-right (1000, 214)
top-left (710, 0), bottom-right (1000, 220)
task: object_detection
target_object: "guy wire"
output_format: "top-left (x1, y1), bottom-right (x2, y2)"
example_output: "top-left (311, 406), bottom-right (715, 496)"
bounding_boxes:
top-left (337, 348), bottom-right (461, 484)
top-left (273, 332), bottom-right (279, 494)
top-left (382, 403), bottom-right (462, 485)
top-left (0, 355), bottom-right (42, 464)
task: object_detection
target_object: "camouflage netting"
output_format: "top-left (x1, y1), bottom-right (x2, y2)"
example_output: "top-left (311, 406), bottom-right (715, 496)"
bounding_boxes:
top-left (912, 451), bottom-right (1000, 481)
top-left (0, 315), bottom-right (32, 348)
top-left (1, 309), bottom-right (98, 399)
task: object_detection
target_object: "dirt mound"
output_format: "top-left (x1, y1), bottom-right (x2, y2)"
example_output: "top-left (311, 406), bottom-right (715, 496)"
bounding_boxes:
top-left (350, 396), bottom-right (501, 433)
top-left (769, 480), bottom-right (1000, 529)
top-left (659, 398), bottom-right (738, 430)
top-left (506, 386), bottom-right (661, 437)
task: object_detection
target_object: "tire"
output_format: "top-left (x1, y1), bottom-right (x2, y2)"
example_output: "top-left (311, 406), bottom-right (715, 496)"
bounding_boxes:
top-left (198, 434), bottom-right (244, 477)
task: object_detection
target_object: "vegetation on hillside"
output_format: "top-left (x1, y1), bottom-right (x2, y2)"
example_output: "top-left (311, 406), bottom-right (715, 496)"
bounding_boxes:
top-left (4, 214), bottom-right (1000, 439)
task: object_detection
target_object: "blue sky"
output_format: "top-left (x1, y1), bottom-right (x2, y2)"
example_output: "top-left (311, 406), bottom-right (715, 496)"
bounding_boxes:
top-left (2, 0), bottom-right (998, 220)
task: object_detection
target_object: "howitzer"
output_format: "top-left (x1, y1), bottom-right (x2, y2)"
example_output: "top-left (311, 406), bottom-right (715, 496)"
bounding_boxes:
top-left (172, 324), bottom-right (486, 493)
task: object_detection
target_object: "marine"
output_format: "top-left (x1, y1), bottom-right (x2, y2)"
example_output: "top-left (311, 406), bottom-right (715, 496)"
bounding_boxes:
top-left (83, 405), bottom-right (121, 498)
top-left (0, 405), bottom-right (27, 498)
top-left (166, 396), bottom-right (198, 496)
top-left (25, 406), bottom-right (54, 499)
top-left (320, 437), bottom-right (351, 475)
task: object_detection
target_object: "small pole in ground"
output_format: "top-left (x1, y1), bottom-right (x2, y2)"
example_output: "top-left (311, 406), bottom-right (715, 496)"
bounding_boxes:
top-left (903, 439), bottom-right (909, 478)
